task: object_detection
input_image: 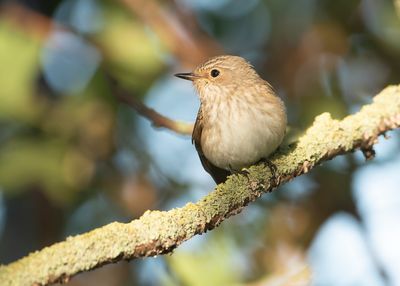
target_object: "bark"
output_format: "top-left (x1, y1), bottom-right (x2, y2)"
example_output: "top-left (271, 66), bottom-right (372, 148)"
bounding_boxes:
top-left (1, 85), bottom-right (400, 286)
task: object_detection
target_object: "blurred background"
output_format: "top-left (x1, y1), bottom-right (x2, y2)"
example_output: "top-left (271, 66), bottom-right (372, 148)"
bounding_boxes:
top-left (0, 0), bottom-right (400, 285)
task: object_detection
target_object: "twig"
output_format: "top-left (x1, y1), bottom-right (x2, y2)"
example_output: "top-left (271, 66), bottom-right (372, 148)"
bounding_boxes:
top-left (109, 75), bottom-right (194, 135)
top-left (1, 85), bottom-right (399, 286)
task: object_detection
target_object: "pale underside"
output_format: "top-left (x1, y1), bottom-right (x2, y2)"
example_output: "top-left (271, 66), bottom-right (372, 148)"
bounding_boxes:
top-left (198, 85), bottom-right (287, 171)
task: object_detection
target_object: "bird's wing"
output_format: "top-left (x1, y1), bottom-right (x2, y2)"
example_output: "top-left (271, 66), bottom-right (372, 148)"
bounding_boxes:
top-left (192, 107), bottom-right (230, 184)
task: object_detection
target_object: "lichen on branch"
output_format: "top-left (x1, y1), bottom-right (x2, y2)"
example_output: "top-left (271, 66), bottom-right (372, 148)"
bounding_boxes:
top-left (1, 85), bottom-right (400, 286)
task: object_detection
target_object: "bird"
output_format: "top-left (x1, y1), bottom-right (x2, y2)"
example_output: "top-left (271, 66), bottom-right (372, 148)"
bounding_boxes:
top-left (175, 55), bottom-right (287, 184)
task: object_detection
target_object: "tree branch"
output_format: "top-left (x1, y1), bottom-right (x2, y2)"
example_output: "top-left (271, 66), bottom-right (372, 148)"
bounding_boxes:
top-left (1, 85), bottom-right (400, 285)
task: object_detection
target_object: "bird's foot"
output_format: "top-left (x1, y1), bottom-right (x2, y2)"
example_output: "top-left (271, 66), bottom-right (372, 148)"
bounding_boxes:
top-left (258, 158), bottom-right (278, 186)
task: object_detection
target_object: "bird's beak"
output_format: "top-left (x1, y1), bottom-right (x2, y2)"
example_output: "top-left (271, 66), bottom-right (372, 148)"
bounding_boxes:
top-left (174, 72), bottom-right (199, 81)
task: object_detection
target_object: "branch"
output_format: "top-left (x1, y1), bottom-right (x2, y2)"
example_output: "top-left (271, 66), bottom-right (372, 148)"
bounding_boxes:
top-left (1, 85), bottom-right (400, 285)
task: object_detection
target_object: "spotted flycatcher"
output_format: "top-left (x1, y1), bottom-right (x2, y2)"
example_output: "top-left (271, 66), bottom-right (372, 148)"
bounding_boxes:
top-left (175, 55), bottom-right (287, 184)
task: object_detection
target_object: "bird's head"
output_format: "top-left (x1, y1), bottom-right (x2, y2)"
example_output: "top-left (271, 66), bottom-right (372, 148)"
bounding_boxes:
top-left (175, 55), bottom-right (266, 102)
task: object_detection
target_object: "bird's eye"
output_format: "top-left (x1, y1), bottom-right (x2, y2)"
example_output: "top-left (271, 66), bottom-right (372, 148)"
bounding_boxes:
top-left (210, 69), bottom-right (220, 78)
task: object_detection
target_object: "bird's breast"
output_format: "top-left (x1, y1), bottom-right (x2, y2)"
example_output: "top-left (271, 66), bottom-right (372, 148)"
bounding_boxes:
top-left (200, 97), bottom-right (286, 171)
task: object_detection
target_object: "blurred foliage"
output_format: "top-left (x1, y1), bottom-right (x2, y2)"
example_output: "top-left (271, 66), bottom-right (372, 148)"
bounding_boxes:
top-left (165, 235), bottom-right (241, 286)
top-left (0, 22), bottom-right (42, 121)
top-left (94, 1), bottom-right (165, 91)
top-left (0, 0), bottom-right (400, 285)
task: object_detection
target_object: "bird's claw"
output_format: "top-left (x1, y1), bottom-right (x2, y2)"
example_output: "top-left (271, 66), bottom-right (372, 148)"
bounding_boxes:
top-left (258, 158), bottom-right (278, 184)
